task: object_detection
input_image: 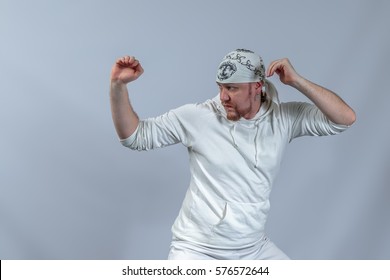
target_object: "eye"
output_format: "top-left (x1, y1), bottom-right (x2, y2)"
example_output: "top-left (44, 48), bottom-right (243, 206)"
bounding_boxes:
top-left (217, 84), bottom-right (238, 92)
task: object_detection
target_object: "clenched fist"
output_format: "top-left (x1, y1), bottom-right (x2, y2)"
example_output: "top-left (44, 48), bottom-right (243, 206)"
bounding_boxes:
top-left (110, 55), bottom-right (144, 84)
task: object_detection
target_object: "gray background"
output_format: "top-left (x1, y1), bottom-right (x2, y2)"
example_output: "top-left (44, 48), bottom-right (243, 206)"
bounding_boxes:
top-left (1, 0), bottom-right (389, 259)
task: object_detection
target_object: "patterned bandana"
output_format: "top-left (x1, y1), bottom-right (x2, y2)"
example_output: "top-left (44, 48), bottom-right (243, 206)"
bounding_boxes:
top-left (216, 49), bottom-right (265, 84)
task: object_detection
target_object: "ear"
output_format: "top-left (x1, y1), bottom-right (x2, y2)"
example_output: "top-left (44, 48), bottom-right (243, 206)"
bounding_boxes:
top-left (254, 82), bottom-right (262, 95)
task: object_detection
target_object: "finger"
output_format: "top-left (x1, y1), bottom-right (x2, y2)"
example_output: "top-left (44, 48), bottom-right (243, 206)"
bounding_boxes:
top-left (130, 63), bottom-right (144, 79)
top-left (135, 63), bottom-right (144, 76)
top-left (116, 56), bottom-right (128, 65)
top-left (266, 60), bottom-right (281, 77)
top-left (116, 57), bottom-right (125, 64)
top-left (122, 59), bottom-right (141, 71)
top-left (129, 59), bottom-right (139, 67)
top-left (129, 56), bottom-right (139, 65)
top-left (116, 56), bottom-right (138, 67)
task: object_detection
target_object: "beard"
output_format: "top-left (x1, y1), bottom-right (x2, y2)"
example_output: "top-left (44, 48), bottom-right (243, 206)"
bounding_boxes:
top-left (222, 87), bottom-right (260, 121)
top-left (226, 108), bottom-right (241, 121)
top-left (223, 102), bottom-right (252, 122)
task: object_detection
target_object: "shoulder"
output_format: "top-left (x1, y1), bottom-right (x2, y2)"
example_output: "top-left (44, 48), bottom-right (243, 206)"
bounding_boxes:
top-left (279, 101), bottom-right (315, 116)
top-left (170, 96), bottom-right (220, 119)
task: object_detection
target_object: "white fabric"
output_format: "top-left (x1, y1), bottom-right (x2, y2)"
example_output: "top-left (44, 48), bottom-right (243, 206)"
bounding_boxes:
top-left (216, 49), bottom-right (265, 84)
top-left (168, 234), bottom-right (290, 260)
top-left (121, 94), bottom-right (349, 253)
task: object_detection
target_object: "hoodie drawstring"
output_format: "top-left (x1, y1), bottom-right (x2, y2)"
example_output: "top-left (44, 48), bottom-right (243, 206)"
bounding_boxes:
top-left (229, 121), bottom-right (261, 169)
top-left (254, 120), bottom-right (260, 168)
top-left (229, 124), bottom-right (238, 148)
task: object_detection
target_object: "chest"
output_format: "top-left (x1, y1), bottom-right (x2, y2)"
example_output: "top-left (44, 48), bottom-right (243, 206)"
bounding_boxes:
top-left (190, 117), bottom-right (289, 175)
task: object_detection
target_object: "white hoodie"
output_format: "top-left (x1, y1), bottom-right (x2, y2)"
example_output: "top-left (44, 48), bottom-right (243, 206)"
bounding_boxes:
top-left (121, 85), bottom-right (348, 249)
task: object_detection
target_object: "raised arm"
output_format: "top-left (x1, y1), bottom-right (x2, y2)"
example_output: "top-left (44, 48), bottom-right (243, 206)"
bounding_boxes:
top-left (266, 58), bottom-right (356, 126)
top-left (110, 56), bottom-right (144, 140)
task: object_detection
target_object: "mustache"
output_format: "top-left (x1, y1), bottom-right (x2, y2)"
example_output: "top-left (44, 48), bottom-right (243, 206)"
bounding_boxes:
top-left (221, 101), bottom-right (234, 107)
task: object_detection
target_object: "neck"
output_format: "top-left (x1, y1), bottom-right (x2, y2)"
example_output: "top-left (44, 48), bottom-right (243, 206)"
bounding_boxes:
top-left (243, 98), bottom-right (262, 120)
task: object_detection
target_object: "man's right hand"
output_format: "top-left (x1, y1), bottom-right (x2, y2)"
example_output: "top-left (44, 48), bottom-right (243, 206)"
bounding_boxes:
top-left (110, 55), bottom-right (144, 84)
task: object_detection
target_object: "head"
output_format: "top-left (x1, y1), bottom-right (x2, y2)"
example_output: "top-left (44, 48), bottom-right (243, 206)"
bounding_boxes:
top-left (216, 49), bottom-right (266, 121)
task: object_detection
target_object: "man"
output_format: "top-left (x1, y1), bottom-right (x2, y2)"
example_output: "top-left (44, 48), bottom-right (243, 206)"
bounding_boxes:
top-left (110, 49), bottom-right (356, 259)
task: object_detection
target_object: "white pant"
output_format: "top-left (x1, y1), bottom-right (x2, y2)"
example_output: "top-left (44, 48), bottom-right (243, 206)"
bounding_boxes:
top-left (168, 235), bottom-right (290, 260)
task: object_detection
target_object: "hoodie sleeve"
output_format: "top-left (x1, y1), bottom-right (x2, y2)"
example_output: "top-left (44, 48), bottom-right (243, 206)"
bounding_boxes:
top-left (281, 102), bottom-right (350, 142)
top-left (120, 105), bottom-right (192, 151)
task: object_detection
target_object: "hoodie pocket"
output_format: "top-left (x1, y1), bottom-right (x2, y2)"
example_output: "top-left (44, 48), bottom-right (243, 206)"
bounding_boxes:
top-left (187, 189), bottom-right (225, 233)
top-left (211, 200), bottom-right (269, 241)
top-left (182, 188), bottom-right (270, 247)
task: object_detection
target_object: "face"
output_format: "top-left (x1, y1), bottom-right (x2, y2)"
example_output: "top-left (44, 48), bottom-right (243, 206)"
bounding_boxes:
top-left (217, 82), bottom-right (262, 121)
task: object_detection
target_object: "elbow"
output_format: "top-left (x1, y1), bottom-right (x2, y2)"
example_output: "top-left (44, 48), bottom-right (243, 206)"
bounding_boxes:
top-left (119, 131), bottom-right (136, 148)
top-left (345, 109), bottom-right (357, 126)
top-left (331, 108), bottom-right (356, 127)
top-left (337, 109), bottom-right (356, 127)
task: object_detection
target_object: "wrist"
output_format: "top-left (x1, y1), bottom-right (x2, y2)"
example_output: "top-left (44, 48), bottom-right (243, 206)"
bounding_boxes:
top-left (110, 79), bottom-right (127, 88)
top-left (289, 75), bottom-right (306, 90)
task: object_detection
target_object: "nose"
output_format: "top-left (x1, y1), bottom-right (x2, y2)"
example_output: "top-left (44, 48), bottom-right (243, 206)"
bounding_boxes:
top-left (220, 87), bottom-right (229, 101)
